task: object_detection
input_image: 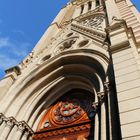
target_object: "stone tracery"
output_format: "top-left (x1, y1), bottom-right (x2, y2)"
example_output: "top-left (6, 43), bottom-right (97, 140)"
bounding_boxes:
top-left (79, 15), bottom-right (104, 30)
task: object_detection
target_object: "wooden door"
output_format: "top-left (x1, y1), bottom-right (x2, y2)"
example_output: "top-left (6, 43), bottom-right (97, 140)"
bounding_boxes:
top-left (33, 91), bottom-right (95, 140)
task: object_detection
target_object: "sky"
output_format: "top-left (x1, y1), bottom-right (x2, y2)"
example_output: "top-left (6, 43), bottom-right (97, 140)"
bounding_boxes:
top-left (0, 0), bottom-right (139, 79)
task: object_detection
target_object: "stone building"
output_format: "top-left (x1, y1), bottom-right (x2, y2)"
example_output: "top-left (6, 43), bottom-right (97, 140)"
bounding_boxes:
top-left (0, 0), bottom-right (140, 139)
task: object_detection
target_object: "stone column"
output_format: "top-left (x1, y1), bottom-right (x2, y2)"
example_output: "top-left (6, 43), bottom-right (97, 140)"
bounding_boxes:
top-left (83, 3), bottom-right (88, 14)
top-left (14, 122), bottom-right (33, 140)
top-left (94, 114), bottom-right (99, 140)
top-left (104, 82), bottom-right (112, 140)
top-left (0, 118), bottom-right (15, 140)
top-left (7, 125), bottom-right (18, 140)
top-left (14, 122), bottom-right (26, 140)
top-left (0, 121), bottom-right (6, 136)
top-left (91, 0), bottom-right (96, 10)
top-left (21, 130), bottom-right (30, 140)
top-left (101, 103), bottom-right (106, 140)
top-left (0, 114), bottom-right (6, 136)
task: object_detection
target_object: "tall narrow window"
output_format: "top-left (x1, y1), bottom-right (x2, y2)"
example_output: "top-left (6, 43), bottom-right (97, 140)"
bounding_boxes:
top-left (81, 5), bottom-right (84, 14)
top-left (96, 0), bottom-right (100, 7)
top-left (88, 1), bottom-right (92, 10)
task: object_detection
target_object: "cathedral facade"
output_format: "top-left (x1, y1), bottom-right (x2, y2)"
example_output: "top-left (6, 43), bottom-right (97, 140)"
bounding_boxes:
top-left (0, 0), bottom-right (140, 140)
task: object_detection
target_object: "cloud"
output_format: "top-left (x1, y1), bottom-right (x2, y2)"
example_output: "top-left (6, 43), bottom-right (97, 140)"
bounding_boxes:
top-left (0, 37), bottom-right (10, 48)
top-left (0, 36), bottom-right (32, 71)
top-left (0, 54), bottom-right (19, 69)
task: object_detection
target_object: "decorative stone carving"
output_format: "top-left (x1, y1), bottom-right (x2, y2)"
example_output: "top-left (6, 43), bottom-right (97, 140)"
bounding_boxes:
top-left (53, 99), bottom-right (84, 124)
top-left (17, 122), bottom-right (26, 132)
top-left (54, 38), bottom-right (77, 54)
top-left (5, 117), bottom-right (16, 128)
top-left (92, 102), bottom-right (99, 111)
top-left (37, 92), bottom-right (94, 131)
top-left (23, 130), bottom-right (31, 138)
top-left (16, 121), bottom-right (34, 135)
top-left (33, 124), bottom-right (91, 140)
top-left (97, 92), bottom-right (106, 101)
top-left (79, 15), bottom-right (104, 30)
top-left (104, 82), bottom-right (110, 93)
top-left (71, 22), bottom-right (106, 43)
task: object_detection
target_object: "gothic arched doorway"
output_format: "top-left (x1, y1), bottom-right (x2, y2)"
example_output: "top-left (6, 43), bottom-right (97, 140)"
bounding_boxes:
top-left (33, 89), bottom-right (96, 140)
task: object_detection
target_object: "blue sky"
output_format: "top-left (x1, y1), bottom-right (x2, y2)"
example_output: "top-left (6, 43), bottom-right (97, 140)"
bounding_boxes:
top-left (0, 0), bottom-right (139, 79)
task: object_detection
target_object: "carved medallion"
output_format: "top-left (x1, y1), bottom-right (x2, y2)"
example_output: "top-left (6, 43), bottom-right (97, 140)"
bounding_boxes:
top-left (37, 91), bottom-right (94, 132)
top-left (52, 99), bottom-right (84, 124)
top-left (54, 38), bottom-right (77, 54)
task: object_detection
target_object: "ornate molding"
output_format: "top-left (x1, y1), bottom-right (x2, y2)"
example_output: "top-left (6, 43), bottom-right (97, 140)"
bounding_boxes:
top-left (33, 123), bottom-right (90, 139)
top-left (104, 82), bottom-right (110, 93)
top-left (97, 92), bottom-right (106, 101)
top-left (0, 113), bottom-right (34, 136)
top-left (16, 121), bottom-right (34, 134)
top-left (4, 117), bottom-right (16, 128)
top-left (78, 15), bottom-right (105, 31)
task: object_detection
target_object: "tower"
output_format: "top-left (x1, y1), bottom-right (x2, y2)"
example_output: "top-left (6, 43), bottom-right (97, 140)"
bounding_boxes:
top-left (0, 0), bottom-right (140, 139)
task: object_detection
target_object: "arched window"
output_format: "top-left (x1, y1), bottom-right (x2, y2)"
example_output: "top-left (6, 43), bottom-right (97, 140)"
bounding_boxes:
top-left (81, 5), bottom-right (84, 14)
top-left (88, 1), bottom-right (92, 11)
top-left (96, 0), bottom-right (100, 7)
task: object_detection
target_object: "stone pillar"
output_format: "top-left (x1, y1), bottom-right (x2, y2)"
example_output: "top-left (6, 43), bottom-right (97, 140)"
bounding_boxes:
top-left (13, 122), bottom-right (26, 140)
top-left (101, 103), bottom-right (106, 140)
top-left (94, 114), bottom-right (99, 140)
top-left (14, 122), bottom-right (33, 140)
top-left (0, 121), bottom-right (6, 136)
top-left (83, 3), bottom-right (88, 14)
top-left (91, 0), bottom-right (96, 10)
top-left (7, 125), bottom-right (18, 140)
top-left (21, 130), bottom-right (30, 140)
top-left (105, 82), bottom-right (112, 140)
top-left (0, 114), bottom-right (5, 136)
top-left (0, 117), bottom-right (15, 140)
